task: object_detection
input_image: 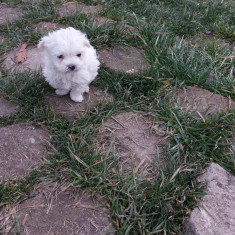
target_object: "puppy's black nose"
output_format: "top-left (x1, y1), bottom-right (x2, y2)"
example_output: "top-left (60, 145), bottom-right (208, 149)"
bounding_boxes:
top-left (68, 65), bottom-right (76, 71)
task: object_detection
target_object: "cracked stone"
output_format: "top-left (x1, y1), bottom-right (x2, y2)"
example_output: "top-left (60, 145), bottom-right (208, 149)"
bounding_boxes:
top-left (0, 97), bottom-right (19, 117)
top-left (0, 123), bottom-right (50, 179)
top-left (186, 163), bottom-right (235, 235)
top-left (0, 4), bottom-right (22, 24)
top-left (99, 46), bottom-right (150, 74)
top-left (0, 183), bottom-right (114, 234)
top-left (46, 87), bottom-right (113, 121)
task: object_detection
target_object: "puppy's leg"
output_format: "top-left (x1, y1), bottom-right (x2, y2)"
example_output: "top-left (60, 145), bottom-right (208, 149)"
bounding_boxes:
top-left (70, 85), bottom-right (88, 102)
top-left (55, 89), bottom-right (70, 96)
top-left (84, 86), bottom-right (89, 93)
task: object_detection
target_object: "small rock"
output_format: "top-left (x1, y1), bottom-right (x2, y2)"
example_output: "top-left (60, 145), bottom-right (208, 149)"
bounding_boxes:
top-left (28, 191), bottom-right (40, 198)
top-left (30, 137), bottom-right (36, 144)
top-left (204, 31), bottom-right (214, 37)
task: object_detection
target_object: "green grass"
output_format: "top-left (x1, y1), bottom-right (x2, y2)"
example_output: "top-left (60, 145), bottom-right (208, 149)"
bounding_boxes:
top-left (0, 0), bottom-right (234, 234)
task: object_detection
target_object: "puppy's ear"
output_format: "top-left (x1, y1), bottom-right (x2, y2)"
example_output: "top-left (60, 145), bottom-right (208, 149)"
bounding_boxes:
top-left (37, 36), bottom-right (50, 50)
top-left (84, 39), bottom-right (91, 48)
top-left (74, 28), bottom-right (91, 48)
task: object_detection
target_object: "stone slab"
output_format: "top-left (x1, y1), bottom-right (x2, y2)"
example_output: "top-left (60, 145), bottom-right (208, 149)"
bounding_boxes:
top-left (98, 46), bottom-right (149, 74)
top-left (97, 112), bottom-right (167, 176)
top-left (94, 17), bottom-right (137, 35)
top-left (34, 22), bottom-right (63, 34)
top-left (94, 17), bottom-right (116, 27)
top-left (0, 123), bottom-right (50, 179)
top-left (0, 97), bottom-right (19, 117)
top-left (58, 2), bottom-right (102, 17)
top-left (2, 46), bottom-right (43, 72)
top-left (0, 4), bottom-right (22, 24)
top-left (186, 163), bottom-right (235, 234)
top-left (1, 183), bottom-right (114, 234)
top-left (46, 87), bottom-right (113, 121)
top-left (177, 86), bottom-right (235, 119)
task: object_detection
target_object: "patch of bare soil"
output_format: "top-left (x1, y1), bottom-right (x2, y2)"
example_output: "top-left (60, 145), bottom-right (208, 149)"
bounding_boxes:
top-left (0, 183), bottom-right (114, 235)
top-left (46, 87), bottom-right (113, 121)
top-left (0, 97), bottom-right (19, 117)
top-left (177, 86), bottom-right (235, 119)
top-left (97, 112), bottom-right (168, 176)
top-left (2, 46), bottom-right (43, 72)
top-left (98, 46), bottom-right (150, 74)
top-left (0, 4), bottom-right (22, 24)
top-left (0, 123), bottom-right (50, 179)
top-left (58, 2), bottom-right (102, 16)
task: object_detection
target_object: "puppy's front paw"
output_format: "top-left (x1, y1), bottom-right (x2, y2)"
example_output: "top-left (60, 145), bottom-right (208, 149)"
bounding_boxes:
top-left (70, 93), bottom-right (84, 102)
top-left (56, 89), bottom-right (69, 96)
top-left (85, 86), bottom-right (89, 93)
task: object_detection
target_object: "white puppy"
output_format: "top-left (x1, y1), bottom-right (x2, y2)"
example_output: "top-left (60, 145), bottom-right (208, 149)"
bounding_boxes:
top-left (38, 27), bottom-right (100, 102)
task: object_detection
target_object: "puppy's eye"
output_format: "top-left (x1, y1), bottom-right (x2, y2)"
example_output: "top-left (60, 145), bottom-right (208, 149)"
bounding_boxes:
top-left (77, 53), bottom-right (81, 57)
top-left (58, 55), bottom-right (64, 59)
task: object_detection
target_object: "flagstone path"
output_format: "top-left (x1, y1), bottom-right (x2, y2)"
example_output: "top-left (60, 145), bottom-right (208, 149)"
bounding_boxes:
top-left (0, 1), bottom-right (234, 235)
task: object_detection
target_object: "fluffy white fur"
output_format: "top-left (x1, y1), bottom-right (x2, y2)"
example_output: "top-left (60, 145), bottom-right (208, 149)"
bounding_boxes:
top-left (38, 27), bottom-right (100, 102)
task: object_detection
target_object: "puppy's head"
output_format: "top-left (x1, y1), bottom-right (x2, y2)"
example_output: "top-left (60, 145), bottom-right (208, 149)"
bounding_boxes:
top-left (38, 27), bottom-right (91, 73)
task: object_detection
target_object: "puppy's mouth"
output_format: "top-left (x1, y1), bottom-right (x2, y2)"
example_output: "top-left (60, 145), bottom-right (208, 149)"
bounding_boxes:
top-left (65, 69), bottom-right (79, 73)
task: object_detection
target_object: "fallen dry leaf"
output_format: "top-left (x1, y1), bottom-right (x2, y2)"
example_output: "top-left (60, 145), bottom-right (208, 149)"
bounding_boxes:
top-left (15, 43), bottom-right (27, 63)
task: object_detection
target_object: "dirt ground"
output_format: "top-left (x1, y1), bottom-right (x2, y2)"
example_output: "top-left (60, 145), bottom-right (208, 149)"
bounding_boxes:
top-left (0, 123), bottom-right (50, 179)
top-left (1, 183), bottom-right (114, 235)
top-left (97, 112), bottom-right (168, 177)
